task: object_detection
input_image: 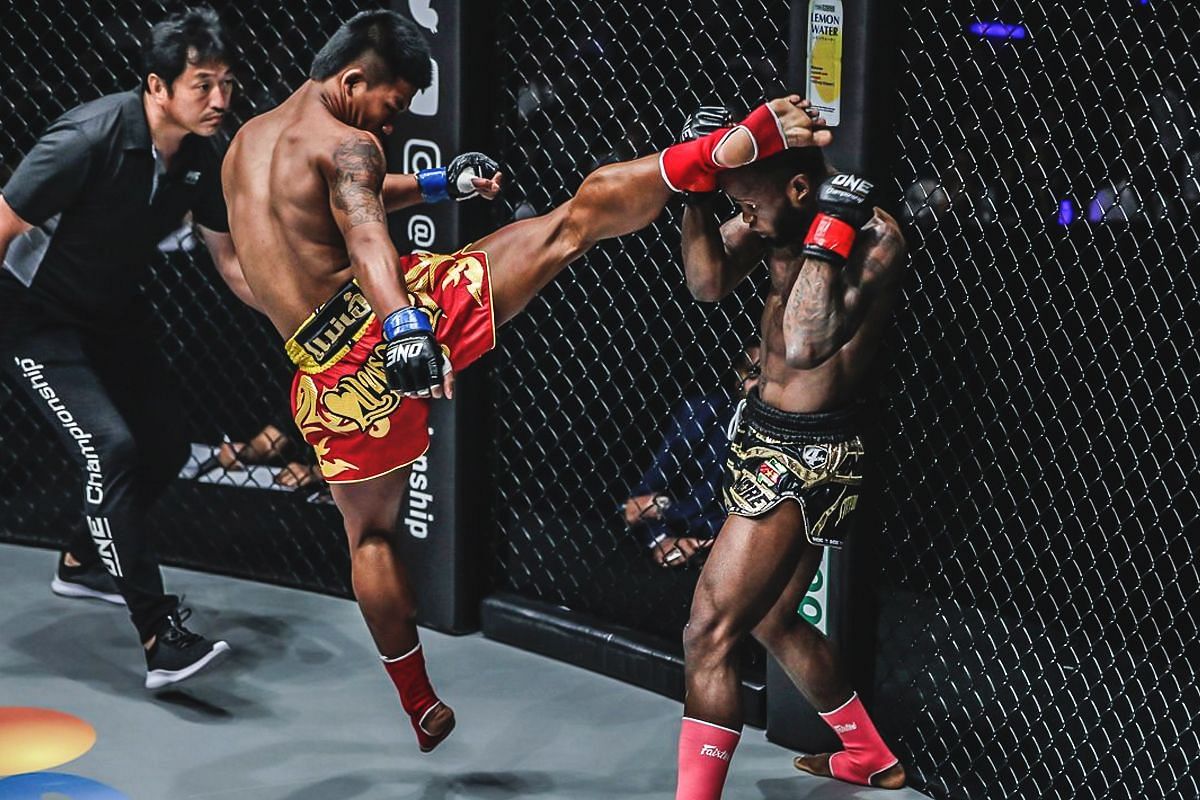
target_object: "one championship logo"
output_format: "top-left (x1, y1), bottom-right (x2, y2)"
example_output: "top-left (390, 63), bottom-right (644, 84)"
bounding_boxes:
top-left (699, 744), bottom-right (731, 761)
top-left (801, 444), bottom-right (830, 470)
top-left (393, 341), bottom-right (427, 361)
top-left (831, 173), bottom-right (874, 194)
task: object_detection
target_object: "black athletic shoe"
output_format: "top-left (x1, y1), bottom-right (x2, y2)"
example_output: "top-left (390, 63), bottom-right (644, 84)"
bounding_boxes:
top-left (144, 608), bottom-right (230, 689)
top-left (50, 553), bottom-right (125, 606)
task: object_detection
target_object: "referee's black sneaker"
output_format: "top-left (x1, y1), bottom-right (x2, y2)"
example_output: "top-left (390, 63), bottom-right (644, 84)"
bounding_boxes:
top-left (144, 608), bottom-right (230, 689)
top-left (50, 552), bottom-right (125, 606)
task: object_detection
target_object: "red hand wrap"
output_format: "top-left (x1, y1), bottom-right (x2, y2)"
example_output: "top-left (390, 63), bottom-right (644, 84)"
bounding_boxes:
top-left (804, 213), bottom-right (857, 261)
top-left (659, 102), bottom-right (789, 193)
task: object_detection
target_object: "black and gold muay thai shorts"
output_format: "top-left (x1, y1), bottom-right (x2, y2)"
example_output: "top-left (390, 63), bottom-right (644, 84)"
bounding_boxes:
top-left (723, 391), bottom-right (865, 549)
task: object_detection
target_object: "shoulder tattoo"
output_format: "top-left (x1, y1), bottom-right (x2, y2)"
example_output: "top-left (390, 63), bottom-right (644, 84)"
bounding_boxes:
top-left (331, 135), bottom-right (385, 227)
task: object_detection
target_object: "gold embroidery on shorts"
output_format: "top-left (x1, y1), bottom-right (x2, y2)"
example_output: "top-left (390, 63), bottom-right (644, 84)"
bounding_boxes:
top-left (312, 436), bottom-right (358, 479)
top-left (295, 377), bottom-right (360, 478)
top-left (317, 345), bottom-right (401, 438)
top-left (405, 250), bottom-right (487, 307)
top-left (286, 284), bottom-right (375, 373)
top-left (440, 252), bottom-right (486, 306)
top-left (295, 352), bottom-right (400, 442)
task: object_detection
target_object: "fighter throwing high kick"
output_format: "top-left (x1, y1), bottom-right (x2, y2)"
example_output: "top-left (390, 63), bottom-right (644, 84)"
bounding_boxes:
top-left (222, 9), bottom-right (826, 753)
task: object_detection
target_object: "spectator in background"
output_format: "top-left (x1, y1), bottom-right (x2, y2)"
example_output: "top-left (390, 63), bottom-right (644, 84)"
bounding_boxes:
top-left (624, 343), bottom-right (760, 567)
top-left (214, 419), bottom-right (322, 489)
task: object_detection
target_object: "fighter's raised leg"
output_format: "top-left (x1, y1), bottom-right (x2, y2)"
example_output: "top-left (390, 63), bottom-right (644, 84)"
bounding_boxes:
top-left (330, 471), bottom-right (456, 752)
top-left (480, 96), bottom-right (827, 326)
top-left (479, 154), bottom-right (670, 326)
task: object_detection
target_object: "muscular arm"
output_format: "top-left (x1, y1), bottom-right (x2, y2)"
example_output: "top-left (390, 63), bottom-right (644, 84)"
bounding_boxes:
top-left (381, 173), bottom-right (422, 213)
top-left (0, 195), bottom-right (34, 267)
top-left (382, 170), bottom-right (503, 213)
top-left (198, 225), bottom-right (263, 313)
top-left (681, 201), bottom-right (765, 302)
top-left (782, 209), bottom-right (906, 369)
top-left (324, 133), bottom-right (411, 315)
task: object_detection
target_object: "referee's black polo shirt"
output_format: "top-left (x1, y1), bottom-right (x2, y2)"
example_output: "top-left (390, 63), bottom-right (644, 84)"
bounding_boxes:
top-left (1, 89), bottom-right (229, 327)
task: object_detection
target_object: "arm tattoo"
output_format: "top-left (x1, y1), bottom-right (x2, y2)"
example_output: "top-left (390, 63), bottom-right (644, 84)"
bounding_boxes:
top-left (856, 220), bottom-right (906, 289)
top-left (783, 220), bottom-right (905, 365)
top-left (784, 260), bottom-right (843, 356)
top-left (331, 136), bottom-right (386, 228)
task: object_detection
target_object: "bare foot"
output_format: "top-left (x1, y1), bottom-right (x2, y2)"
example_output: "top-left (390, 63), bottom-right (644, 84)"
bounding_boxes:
top-left (712, 96), bottom-right (832, 166)
top-left (417, 703), bottom-right (456, 753)
top-left (248, 424), bottom-right (291, 461)
top-left (794, 753), bottom-right (907, 789)
top-left (773, 97), bottom-right (833, 148)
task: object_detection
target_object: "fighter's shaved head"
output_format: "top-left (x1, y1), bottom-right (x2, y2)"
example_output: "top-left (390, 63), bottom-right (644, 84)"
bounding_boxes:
top-left (722, 147), bottom-right (835, 195)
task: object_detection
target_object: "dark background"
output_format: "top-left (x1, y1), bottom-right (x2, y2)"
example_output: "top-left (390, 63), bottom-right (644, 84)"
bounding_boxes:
top-left (2, 2), bottom-right (1196, 798)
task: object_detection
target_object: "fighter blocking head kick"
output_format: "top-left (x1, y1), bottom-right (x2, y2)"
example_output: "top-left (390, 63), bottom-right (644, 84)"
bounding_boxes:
top-left (221, 9), bottom-right (827, 756)
top-left (671, 109), bottom-right (909, 797)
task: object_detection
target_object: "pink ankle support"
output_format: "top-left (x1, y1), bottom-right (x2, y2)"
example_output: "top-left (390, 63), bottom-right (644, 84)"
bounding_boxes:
top-left (819, 693), bottom-right (899, 786)
top-left (659, 103), bottom-right (790, 193)
top-left (675, 717), bottom-right (741, 800)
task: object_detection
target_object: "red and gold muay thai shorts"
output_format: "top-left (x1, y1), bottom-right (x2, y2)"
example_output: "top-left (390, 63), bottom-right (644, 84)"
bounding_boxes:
top-left (286, 248), bottom-right (495, 484)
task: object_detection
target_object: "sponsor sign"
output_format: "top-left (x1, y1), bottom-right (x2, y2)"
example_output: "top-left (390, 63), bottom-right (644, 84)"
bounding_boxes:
top-left (807, 0), bottom-right (844, 125)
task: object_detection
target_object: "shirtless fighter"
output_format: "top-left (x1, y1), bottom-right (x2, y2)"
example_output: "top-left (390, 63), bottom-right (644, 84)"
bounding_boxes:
top-left (222, 9), bottom-right (827, 753)
top-left (672, 111), bottom-right (908, 796)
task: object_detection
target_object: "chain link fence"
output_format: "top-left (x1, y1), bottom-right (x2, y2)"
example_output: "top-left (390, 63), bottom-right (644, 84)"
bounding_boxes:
top-left (486, 1), bottom-right (790, 656)
top-left (489, 1), bottom-right (1198, 798)
top-left (0, 0), bottom-right (386, 595)
top-left (876, 3), bottom-right (1198, 798)
top-left (2, 1), bottom-right (1196, 797)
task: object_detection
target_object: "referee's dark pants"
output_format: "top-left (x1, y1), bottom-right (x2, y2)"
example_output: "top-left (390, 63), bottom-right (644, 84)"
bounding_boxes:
top-left (0, 294), bottom-right (188, 643)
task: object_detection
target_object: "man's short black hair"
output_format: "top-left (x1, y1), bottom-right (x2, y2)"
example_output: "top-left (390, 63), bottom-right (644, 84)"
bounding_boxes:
top-left (141, 7), bottom-right (232, 94)
top-left (310, 10), bottom-right (433, 90)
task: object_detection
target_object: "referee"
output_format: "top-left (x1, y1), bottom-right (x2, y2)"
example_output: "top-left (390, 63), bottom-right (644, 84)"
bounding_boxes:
top-left (0, 8), bottom-right (255, 689)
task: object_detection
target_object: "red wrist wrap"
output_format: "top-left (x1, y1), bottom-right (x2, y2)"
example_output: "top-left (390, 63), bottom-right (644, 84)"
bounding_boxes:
top-left (805, 213), bottom-right (857, 261)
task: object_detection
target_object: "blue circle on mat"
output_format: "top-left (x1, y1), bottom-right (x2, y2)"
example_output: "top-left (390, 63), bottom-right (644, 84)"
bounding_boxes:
top-left (0, 772), bottom-right (130, 799)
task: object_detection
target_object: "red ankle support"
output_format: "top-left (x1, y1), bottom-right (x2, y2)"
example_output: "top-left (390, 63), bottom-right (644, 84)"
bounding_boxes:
top-left (659, 102), bottom-right (789, 193)
top-left (381, 644), bottom-right (444, 748)
top-left (675, 717), bottom-right (741, 800)
top-left (819, 693), bottom-right (898, 786)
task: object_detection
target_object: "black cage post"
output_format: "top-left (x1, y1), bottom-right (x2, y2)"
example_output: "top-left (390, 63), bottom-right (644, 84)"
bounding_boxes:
top-left (765, 0), bottom-right (904, 755)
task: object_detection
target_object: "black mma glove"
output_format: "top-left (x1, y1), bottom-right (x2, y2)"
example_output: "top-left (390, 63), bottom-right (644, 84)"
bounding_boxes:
top-left (416, 151), bottom-right (501, 202)
top-left (801, 173), bottom-right (876, 267)
top-left (382, 307), bottom-right (442, 396)
top-left (680, 106), bottom-right (734, 206)
top-left (681, 106), bottom-right (734, 141)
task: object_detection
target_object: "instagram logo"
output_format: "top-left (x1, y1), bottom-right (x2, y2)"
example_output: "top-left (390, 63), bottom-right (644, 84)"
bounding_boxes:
top-left (402, 139), bottom-right (442, 174)
top-left (408, 215), bottom-right (436, 247)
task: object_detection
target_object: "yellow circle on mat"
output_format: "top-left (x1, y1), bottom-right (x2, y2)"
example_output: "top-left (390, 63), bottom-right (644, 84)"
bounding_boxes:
top-left (0, 707), bottom-right (96, 776)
